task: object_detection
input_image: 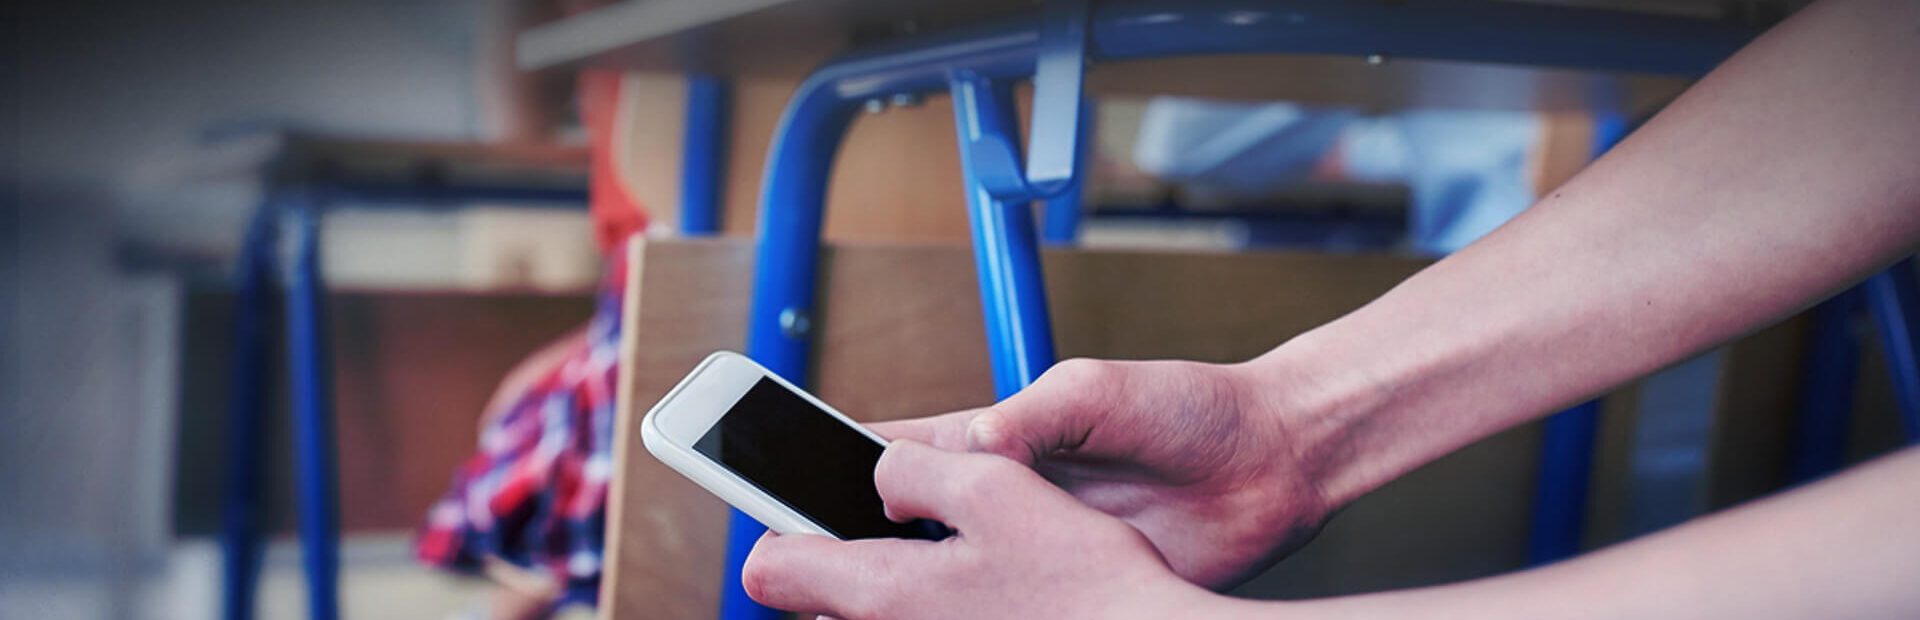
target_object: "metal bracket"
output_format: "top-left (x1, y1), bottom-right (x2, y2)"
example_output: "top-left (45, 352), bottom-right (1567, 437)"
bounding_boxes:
top-left (963, 0), bottom-right (1087, 203)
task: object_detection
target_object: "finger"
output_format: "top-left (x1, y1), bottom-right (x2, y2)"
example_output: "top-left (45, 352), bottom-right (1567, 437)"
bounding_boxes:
top-left (966, 359), bottom-right (1113, 464)
top-left (742, 532), bottom-right (923, 617)
top-left (874, 439), bottom-right (1082, 531)
top-left (867, 408), bottom-right (983, 451)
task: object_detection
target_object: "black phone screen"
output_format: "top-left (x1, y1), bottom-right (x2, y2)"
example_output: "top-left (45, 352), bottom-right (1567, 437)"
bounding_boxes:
top-left (694, 377), bottom-right (949, 540)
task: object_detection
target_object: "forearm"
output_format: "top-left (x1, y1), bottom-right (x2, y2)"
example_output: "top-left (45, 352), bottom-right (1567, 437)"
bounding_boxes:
top-left (1247, 0), bottom-right (1920, 507)
top-left (1208, 446), bottom-right (1920, 620)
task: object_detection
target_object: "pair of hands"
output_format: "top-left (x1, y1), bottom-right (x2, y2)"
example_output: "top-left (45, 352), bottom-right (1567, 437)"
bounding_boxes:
top-left (743, 358), bottom-right (1335, 619)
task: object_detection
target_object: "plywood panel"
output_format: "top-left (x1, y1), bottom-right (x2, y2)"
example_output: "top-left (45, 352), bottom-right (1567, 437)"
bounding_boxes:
top-left (600, 240), bottom-right (751, 620)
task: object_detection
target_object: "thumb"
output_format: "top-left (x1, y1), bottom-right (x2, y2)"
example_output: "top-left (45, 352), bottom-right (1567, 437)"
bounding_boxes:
top-left (742, 532), bottom-right (922, 616)
top-left (966, 359), bottom-right (1112, 464)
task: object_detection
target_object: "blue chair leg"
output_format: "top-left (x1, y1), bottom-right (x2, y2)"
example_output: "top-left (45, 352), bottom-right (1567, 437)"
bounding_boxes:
top-left (222, 202), bottom-right (278, 620)
top-left (286, 198), bottom-right (340, 620)
top-left (1864, 259), bottom-right (1920, 443)
top-left (1789, 288), bottom-right (1865, 483)
top-left (950, 74), bottom-right (1059, 397)
top-left (733, 53), bottom-right (865, 620)
top-left (1527, 400), bottom-right (1601, 564)
top-left (681, 74), bottom-right (730, 236)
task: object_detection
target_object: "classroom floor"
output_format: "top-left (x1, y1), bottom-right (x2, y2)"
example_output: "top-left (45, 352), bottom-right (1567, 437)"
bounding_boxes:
top-left (0, 534), bottom-right (598, 620)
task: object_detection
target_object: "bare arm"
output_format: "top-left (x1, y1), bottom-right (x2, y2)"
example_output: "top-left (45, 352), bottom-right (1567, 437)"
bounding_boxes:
top-left (1270, 0), bottom-right (1920, 511)
top-left (1226, 446), bottom-right (1920, 620)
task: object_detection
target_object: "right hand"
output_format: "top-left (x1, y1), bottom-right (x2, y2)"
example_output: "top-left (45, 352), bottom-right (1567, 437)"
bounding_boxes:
top-left (874, 357), bottom-right (1339, 589)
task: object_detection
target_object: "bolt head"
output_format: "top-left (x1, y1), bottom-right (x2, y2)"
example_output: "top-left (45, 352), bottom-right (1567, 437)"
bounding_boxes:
top-left (778, 308), bottom-right (812, 338)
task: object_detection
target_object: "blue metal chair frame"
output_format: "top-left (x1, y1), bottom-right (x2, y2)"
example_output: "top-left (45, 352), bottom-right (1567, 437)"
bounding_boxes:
top-left (727, 1), bottom-right (1763, 617)
top-left (222, 180), bottom-right (590, 620)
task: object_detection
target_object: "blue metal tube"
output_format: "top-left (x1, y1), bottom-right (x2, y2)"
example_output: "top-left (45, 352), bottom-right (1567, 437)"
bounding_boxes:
top-left (286, 198), bottom-right (340, 620)
top-left (1528, 399), bottom-right (1601, 565)
top-left (1090, 0), bottom-right (1750, 75)
top-left (221, 203), bottom-right (278, 620)
top-left (1865, 259), bottom-right (1920, 443)
top-left (951, 73), bottom-right (1060, 397)
top-left (1789, 288), bottom-right (1865, 482)
top-left (682, 75), bottom-right (730, 236)
top-left (778, 0), bottom-right (1750, 115)
top-left (1042, 97), bottom-right (1094, 246)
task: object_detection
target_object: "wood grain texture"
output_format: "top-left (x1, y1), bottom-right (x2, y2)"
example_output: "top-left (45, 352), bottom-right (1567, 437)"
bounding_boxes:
top-left (599, 239), bottom-right (750, 620)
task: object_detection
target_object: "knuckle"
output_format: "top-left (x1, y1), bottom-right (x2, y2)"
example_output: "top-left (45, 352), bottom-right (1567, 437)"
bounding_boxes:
top-left (1043, 357), bottom-right (1111, 388)
top-left (873, 441), bottom-right (925, 492)
top-left (1030, 358), bottom-right (1117, 422)
top-left (958, 455), bottom-right (1026, 494)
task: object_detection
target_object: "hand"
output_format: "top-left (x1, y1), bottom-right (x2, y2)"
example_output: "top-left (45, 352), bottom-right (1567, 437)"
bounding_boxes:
top-left (875, 358), bottom-right (1337, 589)
top-left (742, 440), bottom-right (1220, 619)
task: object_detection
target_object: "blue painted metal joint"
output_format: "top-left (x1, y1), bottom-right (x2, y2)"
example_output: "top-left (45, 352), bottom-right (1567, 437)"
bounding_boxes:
top-left (966, 0), bottom-right (1088, 203)
top-left (1021, 0), bottom-right (1089, 199)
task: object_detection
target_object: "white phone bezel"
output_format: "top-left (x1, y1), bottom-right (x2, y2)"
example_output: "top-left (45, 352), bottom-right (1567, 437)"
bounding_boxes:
top-left (640, 350), bottom-right (888, 539)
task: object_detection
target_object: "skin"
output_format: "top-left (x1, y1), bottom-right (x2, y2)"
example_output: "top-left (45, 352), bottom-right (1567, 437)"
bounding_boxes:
top-left (743, 0), bottom-right (1920, 618)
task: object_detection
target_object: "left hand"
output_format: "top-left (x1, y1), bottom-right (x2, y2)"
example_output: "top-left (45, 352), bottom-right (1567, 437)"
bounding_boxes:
top-left (740, 440), bottom-right (1223, 620)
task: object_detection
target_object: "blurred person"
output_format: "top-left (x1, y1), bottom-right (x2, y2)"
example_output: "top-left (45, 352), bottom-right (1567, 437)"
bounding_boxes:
top-left (740, 2), bottom-right (1920, 618)
top-left (415, 0), bottom-right (644, 617)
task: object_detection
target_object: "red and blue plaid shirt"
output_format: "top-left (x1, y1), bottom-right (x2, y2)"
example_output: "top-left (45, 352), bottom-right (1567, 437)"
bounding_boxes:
top-left (417, 240), bottom-right (631, 607)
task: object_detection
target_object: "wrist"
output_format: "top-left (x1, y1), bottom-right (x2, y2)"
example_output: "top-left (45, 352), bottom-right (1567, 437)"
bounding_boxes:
top-left (1233, 322), bottom-right (1429, 510)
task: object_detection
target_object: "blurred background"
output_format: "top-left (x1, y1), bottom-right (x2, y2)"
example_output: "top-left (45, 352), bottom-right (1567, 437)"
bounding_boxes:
top-left (7, 0), bottom-right (1910, 619)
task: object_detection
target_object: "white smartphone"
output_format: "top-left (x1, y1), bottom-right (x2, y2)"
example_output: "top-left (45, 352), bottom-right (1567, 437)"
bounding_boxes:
top-left (641, 351), bottom-right (950, 540)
